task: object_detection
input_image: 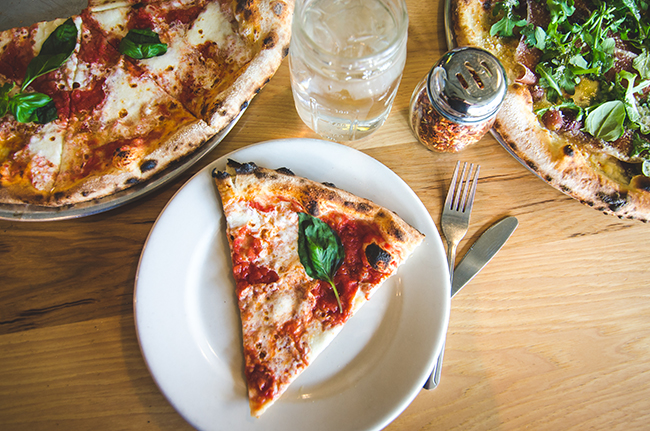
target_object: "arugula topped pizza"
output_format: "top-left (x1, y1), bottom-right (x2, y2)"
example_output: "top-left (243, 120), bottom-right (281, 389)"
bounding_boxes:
top-left (451, 0), bottom-right (650, 220)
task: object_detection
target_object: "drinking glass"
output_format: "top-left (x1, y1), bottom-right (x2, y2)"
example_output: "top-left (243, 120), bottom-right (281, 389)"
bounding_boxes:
top-left (289, 0), bottom-right (409, 141)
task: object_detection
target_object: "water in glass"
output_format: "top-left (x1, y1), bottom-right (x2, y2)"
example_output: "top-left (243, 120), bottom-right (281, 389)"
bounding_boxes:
top-left (289, 0), bottom-right (408, 141)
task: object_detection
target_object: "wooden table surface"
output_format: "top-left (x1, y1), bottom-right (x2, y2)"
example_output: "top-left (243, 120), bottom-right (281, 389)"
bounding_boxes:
top-left (2, 1), bottom-right (650, 430)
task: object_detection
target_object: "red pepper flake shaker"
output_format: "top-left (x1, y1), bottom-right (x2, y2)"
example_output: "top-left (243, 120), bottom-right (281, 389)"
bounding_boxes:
top-left (409, 47), bottom-right (507, 152)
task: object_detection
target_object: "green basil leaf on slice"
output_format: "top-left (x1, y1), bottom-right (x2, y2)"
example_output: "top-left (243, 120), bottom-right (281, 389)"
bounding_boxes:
top-left (119, 28), bottom-right (168, 59)
top-left (34, 99), bottom-right (58, 124)
top-left (297, 212), bottom-right (345, 313)
top-left (9, 92), bottom-right (53, 123)
top-left (22, 18), bottom-right (77, 91)
top-left (584, 100), bottom-right (626, 142)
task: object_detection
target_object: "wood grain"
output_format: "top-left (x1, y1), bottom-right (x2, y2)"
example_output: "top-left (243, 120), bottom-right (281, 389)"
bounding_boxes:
top-left (2, 0), bottom-right (650, 429)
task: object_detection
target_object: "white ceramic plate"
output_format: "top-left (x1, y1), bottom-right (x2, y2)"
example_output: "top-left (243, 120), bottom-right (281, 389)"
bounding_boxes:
top-left (135, 138), bottom-right (450, 431)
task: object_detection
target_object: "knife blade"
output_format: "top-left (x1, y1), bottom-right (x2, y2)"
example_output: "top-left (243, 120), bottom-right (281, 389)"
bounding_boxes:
top-left (451, 215), bottom-right (518, 298)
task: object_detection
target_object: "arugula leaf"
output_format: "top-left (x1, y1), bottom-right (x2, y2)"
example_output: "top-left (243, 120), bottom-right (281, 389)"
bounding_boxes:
top-left (618, 70), bottom-right (650, 133)
top-left (522, 24), bottom-right (546, 50)
top-left (536, 99), bottom-right (585, 122)
top-left (297, 212), bottom-right (345, 313)
top-left (584, 100), bottom-right (627, 141)
top-left (119, 29), bottom-right (168, 60)
top-left (633, 50), bottom-right (650, 79)
top-left (490, 0), bottom-right (527, 37)
top-left (22, 18), bottom-right (77, 91)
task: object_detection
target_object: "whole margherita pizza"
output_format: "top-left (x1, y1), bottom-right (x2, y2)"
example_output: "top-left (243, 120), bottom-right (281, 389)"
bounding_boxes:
top-left (0, 0), bottom-right (293, 208)
top-left (212, 159), bottom-right (425, 417)
top-left (451, 0), bottom-right (650, 221)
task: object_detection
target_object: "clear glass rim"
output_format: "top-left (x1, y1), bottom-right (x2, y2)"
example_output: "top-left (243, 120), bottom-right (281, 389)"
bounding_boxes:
top-left (291, 0), bottom-right (409, 69)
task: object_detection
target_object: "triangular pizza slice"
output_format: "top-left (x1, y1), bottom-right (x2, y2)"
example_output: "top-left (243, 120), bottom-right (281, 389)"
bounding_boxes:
top-left (50, 13), bottom-right (213, 205)
top-left (212, 159), bottom-right (425, 417)
top-left (84, 0), bottom-right (292, 131)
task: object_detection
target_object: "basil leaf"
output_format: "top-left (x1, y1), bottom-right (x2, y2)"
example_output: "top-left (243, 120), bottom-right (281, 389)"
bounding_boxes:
top-left (297, 212), bottom-right (345, 313)
top-left (9, 92), bottom-right (53, 123)
top-left (0, 82), bottom-right (15, 117)
top-left (584, 100), bottom-right (626, 141)
top-left (119, 29), bottom-right (167, 59)
top-left (34, 99), bottom-right (58, 124)
top-left (22, 18), bottom-right (77, 91)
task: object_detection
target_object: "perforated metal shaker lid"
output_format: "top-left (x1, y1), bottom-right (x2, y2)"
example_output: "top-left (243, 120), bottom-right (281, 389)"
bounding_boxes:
top-left (427, 47), bottom-right (507, 124)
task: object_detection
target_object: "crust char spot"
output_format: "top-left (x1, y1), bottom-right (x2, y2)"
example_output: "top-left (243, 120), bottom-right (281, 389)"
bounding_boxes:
top-left (271, 1), bottom-right (285, 15)
top-left (563, 145), bottom-right (574, 156)
top-left (365, 243), bottom-right (392, 271)
top-left (597, 192), bottom-right (627, 212)
top-left (343, 200), bottom-right (372, 214)
top-left (275, 167), bottom-right (294, 176)
top-left (377, 210), bottom-right (406, 242)
top-left (526, 160), bottom-right (537, 172)
top-left (263, 32), bottom-right (278, 49)
top-left (212, 168), bottom-right (230, 180)
top-left (140, 160), bottom-right (157, 173)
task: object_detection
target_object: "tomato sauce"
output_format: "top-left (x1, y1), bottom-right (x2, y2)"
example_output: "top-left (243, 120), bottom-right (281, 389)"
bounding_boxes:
top-left (0, 34), bottom-right (32, 82)
top-left (164, 4), bottom-right (205, 25)
top-left (128, 8), bottom-right (156, 30)
top-left (314, 216), bottom-right (386, 326)
top-left (245, 351), bottom-right (276, 403)
top-left (231, 229), bottom-right (279, 296)
top-left (71, 77), bottom-right (106, 114)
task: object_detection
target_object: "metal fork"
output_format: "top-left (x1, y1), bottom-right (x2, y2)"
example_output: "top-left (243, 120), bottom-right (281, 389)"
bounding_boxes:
top-left (424, 161), bottom-right (480, 390)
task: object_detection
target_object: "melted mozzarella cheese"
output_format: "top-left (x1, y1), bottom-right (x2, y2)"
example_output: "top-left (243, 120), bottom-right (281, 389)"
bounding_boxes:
top-left (27, 123), bottom-right (64, 165)
top-left (229, 199), bottom-right (300, 272)
top-left (186, 2), bottom-right (234, 47)
top-left (141, 35), bottom-right (185, 75)
top-left (100, 65), bottom-right (160, 126)
top-left (92, 7), bottom-right (129, 37)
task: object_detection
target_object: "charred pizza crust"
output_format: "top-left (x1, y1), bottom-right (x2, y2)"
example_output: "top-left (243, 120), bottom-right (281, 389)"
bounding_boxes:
top-left (213, 160), bottom-right (425, 254)
top-left (451, 0), bottom-right (650, 221)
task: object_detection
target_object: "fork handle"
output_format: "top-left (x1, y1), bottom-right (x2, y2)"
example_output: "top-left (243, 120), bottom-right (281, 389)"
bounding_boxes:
top-left (424, 240), bottom-right (456, 389)
top-left (446, 240), bottom-right (457, 286)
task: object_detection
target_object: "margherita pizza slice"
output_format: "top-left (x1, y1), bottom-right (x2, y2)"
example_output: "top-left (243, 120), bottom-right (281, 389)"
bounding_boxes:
top-left (212, 160), bottom-right (425, 417)
top-left (50, 14), bottom-right (213, 205)
top-left (85, 0), bottom-right (293, 131)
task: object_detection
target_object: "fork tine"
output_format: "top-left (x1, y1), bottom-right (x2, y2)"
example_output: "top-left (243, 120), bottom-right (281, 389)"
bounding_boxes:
top-left (459, 163), bottom-right (479, 212)
top-left (452, 162), bottom-right (469, 211)
top-left (456, 162), bottom-right (472, 211)
top-left (445, 161), bottom-right (461, 210)
top-left (465, 165), bottom-right (480, 212)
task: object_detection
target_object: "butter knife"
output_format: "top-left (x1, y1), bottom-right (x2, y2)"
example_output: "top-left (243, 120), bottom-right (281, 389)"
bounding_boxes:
top-left (451, 215), bottom-right (518, 298)
top-left (424, 215), bottom-right (518, 390)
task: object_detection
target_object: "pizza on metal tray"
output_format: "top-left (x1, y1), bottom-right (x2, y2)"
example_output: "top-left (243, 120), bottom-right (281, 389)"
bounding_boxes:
top-left (451, 0), bottom-right (650, 221)
top-left (0, 0), bottom-right (293, 207)
top-left (212, 159), bottom-right (425, 417)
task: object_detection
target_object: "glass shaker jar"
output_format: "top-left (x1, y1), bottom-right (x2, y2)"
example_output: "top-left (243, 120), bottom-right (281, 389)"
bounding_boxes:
top-left (409, 47), bottom-right (507, 152)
